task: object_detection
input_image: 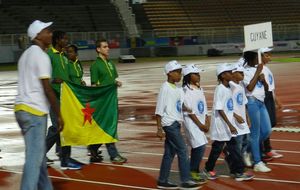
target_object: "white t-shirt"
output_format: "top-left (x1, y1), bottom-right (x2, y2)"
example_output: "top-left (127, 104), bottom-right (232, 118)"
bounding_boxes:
top-left (155, 81), bottom-right (184, 127)
top-left (243, 66), bottom-right (265, 102)
top-left (210, 84), bottom-right (234, 141)
top-left (183, 86), bottom-right (208, 148)
top-left (229, 81), bottom-right (250, 135)
top-left (263, 65), bottom-right (275, 92)
top-left (15, 45), bottom-right (52, 114)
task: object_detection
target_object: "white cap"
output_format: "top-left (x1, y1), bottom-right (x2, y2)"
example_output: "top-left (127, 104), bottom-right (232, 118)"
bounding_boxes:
top-left (182, 64), bottom-right (204, 76)
top-left (27, 20), bottom-right (53, 40)
top-left (164, 60), bottom-right (182, 74)
top-left (232, 63), bottom-right (244, 73)
top-left (259, 47), bottom-right (273, 53)
top-left (216, 63), bottom-right (233, 76)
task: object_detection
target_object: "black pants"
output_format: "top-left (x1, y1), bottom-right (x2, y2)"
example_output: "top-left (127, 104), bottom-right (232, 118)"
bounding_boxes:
top-left (46, 107), bottom-right (71, 165)
top-left (263, 91), bottom-right (277, 153)
top-left (205, 138), bottom-right (244, 174)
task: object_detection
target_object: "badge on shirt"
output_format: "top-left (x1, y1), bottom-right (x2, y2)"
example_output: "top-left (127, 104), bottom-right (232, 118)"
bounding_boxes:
top-left (227, 98), bottom-right (234, 111)
top-left (176, 100), bottom-right (182, 113)
top-left (268, 74), bottom-right (273, 85)
top-left (236, 93), bottom-right (243, 105)
top-left (256, 81), bottom-right (263, 88)
top-left (197, 101), bottom-right (204, 114)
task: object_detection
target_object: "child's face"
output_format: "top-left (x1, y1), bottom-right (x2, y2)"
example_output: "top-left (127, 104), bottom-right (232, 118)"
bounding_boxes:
top-left (221, 71), bottom-right (232, 82)
top-left (168, 69), bottom-right (182, 82)
top-left (232, 71), bottom-right (244, 81)
top-left (57, 34), bottom-right (69, 48)
top-left (67, 47), bottom-right (77, 61)
top-left (190, 73), bottom-right (200, 84)
top-left (262, 52), bottom-right (271, 64)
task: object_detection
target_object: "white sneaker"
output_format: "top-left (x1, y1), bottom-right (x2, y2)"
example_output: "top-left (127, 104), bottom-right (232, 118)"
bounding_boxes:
top-left (254, 161), bottom-right (271, 172)
top-left (267, 150), bottom-right (283, 158)
top-left (243, 153), bottom-right (252, 167)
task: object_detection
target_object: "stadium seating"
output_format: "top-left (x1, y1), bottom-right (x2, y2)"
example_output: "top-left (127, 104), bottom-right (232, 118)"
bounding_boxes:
top-left (134, 0), bottom-right (300, 36)
top-left (0, 0), bottom-right (123, 34)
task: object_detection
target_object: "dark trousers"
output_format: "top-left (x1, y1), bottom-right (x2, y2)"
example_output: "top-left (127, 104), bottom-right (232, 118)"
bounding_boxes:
top-left (263, 91), bottom-right (277, 153)
top-left (89, 143), bottom-right (119, 159)
top-left (205, 138), bottom-right (244, 174)
top-left (46, 107), bottom-right (70, 165)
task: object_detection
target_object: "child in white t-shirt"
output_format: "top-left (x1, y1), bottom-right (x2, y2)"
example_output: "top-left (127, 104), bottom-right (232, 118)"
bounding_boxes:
top-left (260, 47), bottom-right (283, 159)
top-left (227, 64), bottom-right (251, 167)
top-left (155, 60), bottom-right (200, 190)
top-left (204, 63), bottom-right (254, 181)
top-left (182, 64), bottom-right (209, 184)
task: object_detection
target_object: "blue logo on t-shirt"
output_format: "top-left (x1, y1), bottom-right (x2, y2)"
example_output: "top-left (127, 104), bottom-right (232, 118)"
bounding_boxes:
top-left (236, 93), bottom-right (243, 105)
top-left (256, 81), bottom-right (263, 88)
top-left (227, 98), bottom-right (234, 111)
top-left (176, 100), bottom-right (182, 113)
top-left (197, 101), bottom-right (204, 114)
top-left (268, 74), bottom-right (273, 85)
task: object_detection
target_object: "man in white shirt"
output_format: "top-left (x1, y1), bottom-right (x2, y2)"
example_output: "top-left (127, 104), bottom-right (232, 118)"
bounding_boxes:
top-left (14, 20), bottom-right (63, 190)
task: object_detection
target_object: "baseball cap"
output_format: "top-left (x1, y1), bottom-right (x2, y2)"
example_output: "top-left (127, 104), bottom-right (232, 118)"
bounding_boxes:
top-left (216, 63), bottom-right (233, 76)
top-left (259, 47), bottom-right (273, 53)
top-left (182, 64), bottom-right (204, 76)
top-left (164, 60), bottom-right (182, 74)
top-left (27, 20), bottom-right (53, 40)
top-left (232, 63), bottom-right (244, 73)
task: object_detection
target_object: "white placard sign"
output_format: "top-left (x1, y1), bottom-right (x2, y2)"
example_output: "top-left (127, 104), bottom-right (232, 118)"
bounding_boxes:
top-left (244, 22), bottom-right (273, 52)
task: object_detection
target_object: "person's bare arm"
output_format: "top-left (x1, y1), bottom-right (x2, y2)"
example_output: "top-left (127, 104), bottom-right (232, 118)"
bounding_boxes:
top-left (233, 113), bottom-right (245, 124)
top-left (41, 79), bottom-right (64, 131)
top-left (246, 64), bottom-right (263, 92)
top-left (188, 114), bottom-right (209, 132)
top-left (218, 110), bottom-right (237, 134)
top-left (156, 114), bottom-right (164, 140)
top-left (259, 73), bottom-right (269, 92)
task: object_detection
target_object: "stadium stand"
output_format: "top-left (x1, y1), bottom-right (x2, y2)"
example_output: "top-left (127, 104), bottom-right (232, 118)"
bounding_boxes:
top-left (0, 0), bottom-right (123, 34)
top-left (134, 0), bottom-right (300, 36)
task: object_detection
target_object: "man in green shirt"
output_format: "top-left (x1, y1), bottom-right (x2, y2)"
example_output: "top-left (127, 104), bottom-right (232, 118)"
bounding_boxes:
top-left (46, 31), bottom-right (81, 170)
top-left (89, 39), bottom-right (126, 164)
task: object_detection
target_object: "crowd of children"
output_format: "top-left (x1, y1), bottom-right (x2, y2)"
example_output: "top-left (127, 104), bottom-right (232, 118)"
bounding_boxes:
top-left (155, 48), bottom-right (282, 189)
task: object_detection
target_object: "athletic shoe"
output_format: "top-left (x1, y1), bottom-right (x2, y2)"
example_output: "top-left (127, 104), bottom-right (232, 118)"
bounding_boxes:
top-left (234, 172), bottom-right (254, 181)
top-left (266, 150), bottom-right (283, 158)
top-left (61, 162), bottom-right (82, 170)
top-left (157, 181), bottom-right (179, 189)
top-left (87, 149), bottom-right (102, 156)
top-left (111, 155), bottom-right (127, 164)
top-left (204, 169), bottom-right (218, 180)
top-left (69, 157), bottom-right (85, 166)
top-left (243, 153), bottom-right (252, 167)
top-left (90, 155), bottom-right (103, 163)
top-left (262, 154), bottom-right (273, 162)
top-left (190, 172), bottom-right (207, 184)
top-left (46, 157), bottom-right (54, 165)
top-left (253, 161), bottom-right (271, 172)
top-left (180, 180), bottom-right (202, 190)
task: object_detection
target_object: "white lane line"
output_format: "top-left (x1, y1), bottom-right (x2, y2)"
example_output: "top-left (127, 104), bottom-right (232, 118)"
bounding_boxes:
top-left (271, 139), bottom-right (300, 143)
top-left (92, 163), bottom-right (300, 185)
top-left (268, 162), bottom-right (300, 167)
top-left (277, 150), bottom-right (300, 154)
top-left (118, 150), bottom-right (300, 167)
top-left (0, 169), bottom-right (157, 190)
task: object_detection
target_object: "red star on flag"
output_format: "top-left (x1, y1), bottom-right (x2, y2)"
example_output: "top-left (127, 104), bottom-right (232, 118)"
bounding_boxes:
top-left (81, 103), bottom-right (95, 125)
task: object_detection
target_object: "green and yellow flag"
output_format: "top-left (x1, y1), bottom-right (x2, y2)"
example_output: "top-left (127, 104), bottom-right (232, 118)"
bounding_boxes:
top-left (60, 82), bottom-right (118, 146)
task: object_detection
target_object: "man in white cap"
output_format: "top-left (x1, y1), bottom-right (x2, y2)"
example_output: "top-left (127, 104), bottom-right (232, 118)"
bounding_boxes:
top-left (14, 20), bottom-right (63, 190)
